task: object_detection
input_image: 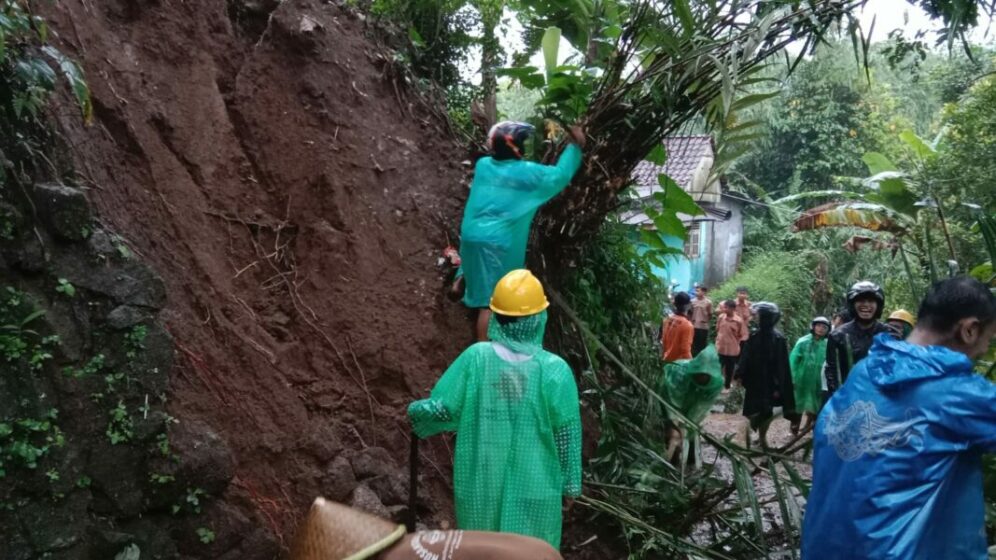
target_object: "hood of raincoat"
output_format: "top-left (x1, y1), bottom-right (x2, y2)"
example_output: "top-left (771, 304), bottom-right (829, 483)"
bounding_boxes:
top-left (662, 345), bottom-right (723, 424)
top-left (488, 310), bottom-right (547, 356)
top-left (862, 333), bottom-right (974, 388)
top-left (801, 331), bottom-right (996, 560)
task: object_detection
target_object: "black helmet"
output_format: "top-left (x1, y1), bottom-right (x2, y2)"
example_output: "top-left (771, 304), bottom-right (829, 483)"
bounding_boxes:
top-left (846, 281), bottom-right (885, 319)
top-left (487, 121), bottom-right (535, 160)
top-left (752, 301), bottom-right (781, 329)
top-left (812, 316), bottom-right (831, 330)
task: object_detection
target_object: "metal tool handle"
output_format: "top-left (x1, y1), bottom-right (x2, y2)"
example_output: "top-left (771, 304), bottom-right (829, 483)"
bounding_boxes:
top-left (406, 431), bottom-right (419, 532)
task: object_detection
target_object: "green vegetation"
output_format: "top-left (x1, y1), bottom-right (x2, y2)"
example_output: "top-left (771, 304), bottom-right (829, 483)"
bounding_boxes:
top-left (54, 278), bottom-right (76, 298)
top-left (0, 288), bottom-right (65, 479)
top-left (0, 408), bottom-right (64, 478)
top-left (1, 0), bottom-right (91, 184)
top-left (106, 400), bottom-right (134, 445)
top-left (712, 252), bottom-right (817, 341)
top-left (196, 527), bottom-right (216, 544)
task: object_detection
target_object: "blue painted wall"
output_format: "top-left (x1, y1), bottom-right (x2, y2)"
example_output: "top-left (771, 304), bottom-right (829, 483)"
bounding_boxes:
top-left (635, 222), bottom-right (708, 293)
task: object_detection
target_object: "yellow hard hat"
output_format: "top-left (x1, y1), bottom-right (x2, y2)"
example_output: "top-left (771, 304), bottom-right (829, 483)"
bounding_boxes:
top-left (888, 309), bottom-right (916, 327)
top-left (489, 269), bottom-right (550, 316)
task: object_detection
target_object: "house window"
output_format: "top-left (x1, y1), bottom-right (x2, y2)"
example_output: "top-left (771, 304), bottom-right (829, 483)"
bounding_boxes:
top-left (684, 226), bottom-right (700, 259)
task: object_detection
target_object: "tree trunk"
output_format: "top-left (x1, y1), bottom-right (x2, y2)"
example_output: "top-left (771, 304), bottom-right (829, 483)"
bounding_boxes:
top-left (481, 28), bottom-right (501, 123)
top-left (480, 12), bottom-right (499, 124)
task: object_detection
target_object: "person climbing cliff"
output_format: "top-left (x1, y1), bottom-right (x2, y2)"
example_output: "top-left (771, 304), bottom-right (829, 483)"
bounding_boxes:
top-left (824, 281), bottom-right (892, 396)
top-left (459, 122), bottom-right (585, 341)
top-left (407, 269), bottom-right (582, 550)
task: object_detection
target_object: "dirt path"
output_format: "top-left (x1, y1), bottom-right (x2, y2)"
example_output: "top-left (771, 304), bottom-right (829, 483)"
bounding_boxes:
top-left (693, 393), bottom-right (813, 556)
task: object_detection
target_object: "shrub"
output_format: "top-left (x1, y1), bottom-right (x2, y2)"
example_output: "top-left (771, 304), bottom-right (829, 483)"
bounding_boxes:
top-left (713, 251), bottom-right (817, 341)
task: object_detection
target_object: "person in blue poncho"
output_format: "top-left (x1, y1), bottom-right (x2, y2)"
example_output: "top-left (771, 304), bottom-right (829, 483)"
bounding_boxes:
top-left (802, 276), bottom-right (996, 560)
top-left (460, 121), bottom-right (585, 340)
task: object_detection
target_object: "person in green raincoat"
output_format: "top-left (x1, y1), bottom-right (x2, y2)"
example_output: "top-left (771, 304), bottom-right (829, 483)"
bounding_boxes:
top-left (460, 122), bottom-right (585, 341)
top-left (788, 316), bottom-right (830, 434)
top-left (660, 345), bottom-right (723, 466)
top-left (408, 269), bottom-right (582, 550)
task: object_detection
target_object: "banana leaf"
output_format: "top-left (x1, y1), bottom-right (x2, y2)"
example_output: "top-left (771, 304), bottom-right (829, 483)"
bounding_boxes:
top-left (792, 202), bottom-right (908, 234)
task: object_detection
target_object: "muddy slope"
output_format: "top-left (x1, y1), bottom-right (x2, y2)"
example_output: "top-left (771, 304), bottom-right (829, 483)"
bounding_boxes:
top-left (44, 0), bottom-right (470, 551)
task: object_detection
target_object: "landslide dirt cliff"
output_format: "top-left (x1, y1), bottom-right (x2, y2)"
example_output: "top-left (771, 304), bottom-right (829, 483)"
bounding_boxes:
top-left (38, 0), bottom-right (476, 554)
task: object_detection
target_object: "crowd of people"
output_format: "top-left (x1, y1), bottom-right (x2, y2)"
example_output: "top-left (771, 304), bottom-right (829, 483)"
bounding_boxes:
top-left (660, 281), bottom-right (925, 438)
top-left (395, 121), bottom-right (996, 558)
top-left (660, 277), bottom-right (996, 558)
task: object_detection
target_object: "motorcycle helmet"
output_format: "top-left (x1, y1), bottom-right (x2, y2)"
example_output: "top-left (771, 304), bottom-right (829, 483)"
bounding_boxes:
top-left (487, 121), bottom-right (535, 160)
top-left (846, 281), bottom-right (885, 320)
top-left (752, 301), bottom-right (781, 330)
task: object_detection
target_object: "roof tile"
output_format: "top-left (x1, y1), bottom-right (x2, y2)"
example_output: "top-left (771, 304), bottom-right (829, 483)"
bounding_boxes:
top-left (632, 135), bottom-right (714, 190)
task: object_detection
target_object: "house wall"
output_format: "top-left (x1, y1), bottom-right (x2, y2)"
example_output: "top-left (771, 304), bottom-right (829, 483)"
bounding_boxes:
top-left (703, 198), bottom-right (744, 288)
top-left (637, 222), bottom-right (708, 294)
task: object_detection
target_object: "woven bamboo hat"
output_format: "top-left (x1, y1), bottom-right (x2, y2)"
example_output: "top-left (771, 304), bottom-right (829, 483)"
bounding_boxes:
top-left (289, 497), bottom-right (406, 560)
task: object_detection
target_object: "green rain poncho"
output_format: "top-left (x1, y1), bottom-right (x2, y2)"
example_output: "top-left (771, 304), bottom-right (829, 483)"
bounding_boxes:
top-left (789, 333), bottom-right (827, 414)
top-left (661, 344), bottom-right (724, 425)
top-left (408, 311), bottom-right (582, 549)
top-left (460, 145), bottom-right (582, 308)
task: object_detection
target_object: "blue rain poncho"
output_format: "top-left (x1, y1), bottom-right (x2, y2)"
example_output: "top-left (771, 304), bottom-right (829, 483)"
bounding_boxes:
top-left (408, 311), bottom-right (582, 549)
top-left (459, 145), bottom-right (582, 308)
top-left (802, 334), bottom-right (996, 559)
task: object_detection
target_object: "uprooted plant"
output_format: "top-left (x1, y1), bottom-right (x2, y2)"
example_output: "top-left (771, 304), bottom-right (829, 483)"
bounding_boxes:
top-left (551, 227), bottom-right (812, 558)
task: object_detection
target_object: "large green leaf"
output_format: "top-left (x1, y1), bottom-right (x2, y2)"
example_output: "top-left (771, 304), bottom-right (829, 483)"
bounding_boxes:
top-left (646, 143), bottom-right (667, 166)
top-left (496, 66), bottom-right (546, 89)
top-left (542, 27), bottom-right (562, 83)
top-left (640, 228), bottom-right (670, 251)
top-left (862, 152), bottom-right (897, 175)
top-left (655, 174), bottom-right (704, 216)
top-left (969, 262), bottom-right (994, 284)
top-left (673, 0), bottom-right (695, 37)
top-left (42, 45), bottom-right (92, 124)
top-left (858, 171), bottom-right (917, 217)
top-left (875, 177), bottom-right (919, 217)
top-left (899, 129), bottom-right (937, 160)
top-left (646, 207), bottom-right (687, 239)
top-left (730, 91), bottom-right (781, 112)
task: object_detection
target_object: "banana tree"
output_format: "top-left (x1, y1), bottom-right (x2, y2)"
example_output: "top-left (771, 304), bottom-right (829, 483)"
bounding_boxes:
top-left (779, 130), bottom-right (961, 290)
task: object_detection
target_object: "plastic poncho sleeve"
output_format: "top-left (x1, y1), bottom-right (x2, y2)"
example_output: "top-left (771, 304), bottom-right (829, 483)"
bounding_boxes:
top-left (940, 374), bottom-right (996, 452)
top-left (532, 143), bottom-right (583, 203)
top-left (408, 349), bottom-right (473, 438)
top-left (789, 337), bottom-right (806, 380)
top-left (547, 370), bottom-right (582, 497)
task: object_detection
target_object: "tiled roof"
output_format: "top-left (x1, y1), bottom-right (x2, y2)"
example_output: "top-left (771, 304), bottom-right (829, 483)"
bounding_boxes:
top-left (624, 135), bottom-right (729, 228)
top-left (631, 135), bottom-right (714, 190)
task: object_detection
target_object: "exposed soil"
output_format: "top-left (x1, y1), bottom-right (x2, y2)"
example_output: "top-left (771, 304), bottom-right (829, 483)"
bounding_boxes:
top-left (42, 0), bottom-right (475, 552)
top-left (34, 2), bottom-right (815, 557)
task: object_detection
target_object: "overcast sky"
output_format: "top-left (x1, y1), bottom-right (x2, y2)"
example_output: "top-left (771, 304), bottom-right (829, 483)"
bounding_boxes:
top-left (482, 1), bottom-right (995, 81)
top-left (857, 0), bottom-right (993, 44)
